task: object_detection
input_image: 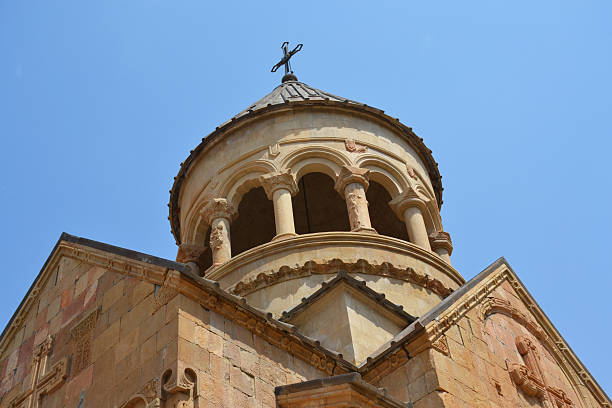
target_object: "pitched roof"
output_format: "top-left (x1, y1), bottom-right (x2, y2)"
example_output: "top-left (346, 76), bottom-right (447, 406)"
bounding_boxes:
top-left (279, 271), bottom-right (416, 324)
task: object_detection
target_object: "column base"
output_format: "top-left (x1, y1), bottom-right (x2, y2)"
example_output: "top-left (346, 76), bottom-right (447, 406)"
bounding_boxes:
top-left (272, 232), bottom-right (298, 241)
top-left (351, 227), bottom-right (378, 234)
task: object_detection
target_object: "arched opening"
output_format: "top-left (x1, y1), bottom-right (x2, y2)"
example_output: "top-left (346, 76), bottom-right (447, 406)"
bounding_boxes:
top-left (231, 187), bottom-right (275, 256)
top-left (292, 172), bottom-right (350, 234)
top-left (196, 228), bottom-right (213, 273)
top-left (366, 181), bottom-right (410, 242)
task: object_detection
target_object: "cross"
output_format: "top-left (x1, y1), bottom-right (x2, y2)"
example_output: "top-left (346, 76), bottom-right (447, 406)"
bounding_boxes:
top-left (509, 336), bottom-right (573, 408)
top-left (10, 336), bottom-right (68, 408)
top-left (271, 42), bottom-right (303, 78)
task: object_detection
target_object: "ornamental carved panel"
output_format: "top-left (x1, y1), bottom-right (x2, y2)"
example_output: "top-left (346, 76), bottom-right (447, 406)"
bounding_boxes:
top-left (483, 309), bottom-right (582, 407)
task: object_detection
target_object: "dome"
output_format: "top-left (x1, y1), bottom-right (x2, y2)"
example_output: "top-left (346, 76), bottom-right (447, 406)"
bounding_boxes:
top-left (168, 79), bottom-right (443, 245)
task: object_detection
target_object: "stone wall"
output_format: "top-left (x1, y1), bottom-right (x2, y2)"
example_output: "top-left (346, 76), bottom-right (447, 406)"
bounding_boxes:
top-left (375, 280), bottom-right (599, 408)
top-left (0, 255), bottom-right (326, 408)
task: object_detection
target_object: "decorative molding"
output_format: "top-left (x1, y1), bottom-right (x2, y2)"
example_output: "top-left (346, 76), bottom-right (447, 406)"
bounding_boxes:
top-left (0, 242), bottom-right (170, 356)
top-left (70, 309), bottom-right (99, 374)
top-left (428, 231), bottom-right (453, 255)
top-left (230, 258), bottom-right (454, 299)
top-left (10, 336), bottom-right (68, 408)
top-left (334, 166), bottom-right (370, 193)
top-left (480, 297), bottom-right (548, 341)
top-left (200, 198), bottom-right (237, 225)
top-left (259, 170), bottom-right (299, 199)
top-left (175, 243), bottom-right (206, 264)
top-left (268, 143), bottom-right (280, 157)
top-left (153, 272), bottom-right (180, 313)
top-left (363, 264), bottom-right (611, 407)
top-left (430, 335), bottom-right (449, 356)
top-left (344, 139), bottom-right (368, 153)
top-left (119, 378), bottom-right (161, 408)
top-left (510, 335), bottom-right (574, 407)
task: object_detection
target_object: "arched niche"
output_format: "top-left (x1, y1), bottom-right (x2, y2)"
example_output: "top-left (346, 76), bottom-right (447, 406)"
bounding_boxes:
top-left (292, 172), bottom-right (350, 234)
top-left (230, 187), bottom-right (276, 256)
top-left (366, 181), bottom-right (410, 242)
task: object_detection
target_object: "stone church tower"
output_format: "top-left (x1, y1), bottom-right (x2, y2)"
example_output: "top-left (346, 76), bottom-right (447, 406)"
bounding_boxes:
top-left (0, 66), bottom-right (609, 407)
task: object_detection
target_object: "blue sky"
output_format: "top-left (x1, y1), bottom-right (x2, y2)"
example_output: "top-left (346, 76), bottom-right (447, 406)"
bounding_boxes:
top-left (1, 0), bottom-right (610, 394)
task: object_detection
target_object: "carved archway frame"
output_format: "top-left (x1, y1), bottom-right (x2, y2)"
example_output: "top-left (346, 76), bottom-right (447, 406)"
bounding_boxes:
top-left (180, 142), bottom-right (445, 251)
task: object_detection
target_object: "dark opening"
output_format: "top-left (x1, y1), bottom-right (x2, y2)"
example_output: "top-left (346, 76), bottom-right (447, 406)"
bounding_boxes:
top-left (366, 181), bottom-right (410, 242)
top-left (197, 227), bottom-right (213, 273)
top-left (230, 187), bottom-right (276, 256)
top-left (292, 172), bottom-right (351, 234)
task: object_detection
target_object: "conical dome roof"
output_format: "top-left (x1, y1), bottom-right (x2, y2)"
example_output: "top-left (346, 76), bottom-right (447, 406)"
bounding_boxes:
top-left (168, 79), bottom-right (443, 245)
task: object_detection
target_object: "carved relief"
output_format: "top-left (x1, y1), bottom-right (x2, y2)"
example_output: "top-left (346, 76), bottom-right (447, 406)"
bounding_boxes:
top-left (345, 139), bottom-right (367, 153)
top-left (230, 258), bottom-right (453, 298)
top-left (70, 309), bottom-right (99, 374)
top-left (10, 336), bottom-right (68, 408)
top-left (200, 198), bottom-right (237, 225)
top-left (120, 378), bottom-right (161, 408)
top-left (209, 224), bottom-right (225, 251)
top-left (510, 335), bottom-right (574, 407)
top-left (480, 297), bottom-right (547, 341)
top-left (161, 366), bottom-right (197, 408)
top-left (258, 170), bottom-right (299, 199)
top-left (268, 143), bottom-right (280, 157)
top-left (175, 243), bottom-right (206, 264)
top-left (430, 335), bottom-right (449, 356)
top-left (346, 191), bottom-right (366, 229)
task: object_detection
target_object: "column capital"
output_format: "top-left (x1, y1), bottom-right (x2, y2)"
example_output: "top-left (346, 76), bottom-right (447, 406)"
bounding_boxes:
top-left (176, 243), bottom-right (207, 264)
top-left (334, 166), bottom-right (370, 194)
top-left (259, 170), bottom-right (298, 200)
top-left (388, 187), bottom-right (430, 219)
top-left (200, 198), bottom-right (237, 225)
top-left (429, 231), bottom-right (453, 255)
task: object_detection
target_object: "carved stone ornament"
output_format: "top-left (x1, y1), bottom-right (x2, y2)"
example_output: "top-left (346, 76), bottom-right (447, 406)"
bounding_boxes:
top-left (162, 365), bottom-right (197, 408)
top-left (429, 231), bottom-right (453, 254)
top-left (509, 335), bottom-right (574, 407)
top-left (406, 165), bottom-right (419, 180)
top-left (268, 143), bottom-right (280, 157)
top-left (480, 297), bottom-right (547, 341)
top-left (119, 378), bottom-right (161, 408)
top-left (70, 309), bottom-right (99, 374)
top-left (430, 335), bottom-right (449, 355)
top-left (388, 185), bottom-right (430, 218)
top-left (346, 190), bottom-right (367, 229)
top-left (344, 138), bottom-right (367, 153)
top-left (175, 243), bottom-right (206, 264)
top-left (200, 198), bottom-right (237, 225)
top-left (258, 170), bottom-right (299, 199)
top-left (10, 336), bottom-right (68, 408)
top-left (230, 258), bottom-right (453, 299)
top-left (334, 165), bottom-right (370, 194)
top-left (209, 224), bottom-right (225, 250)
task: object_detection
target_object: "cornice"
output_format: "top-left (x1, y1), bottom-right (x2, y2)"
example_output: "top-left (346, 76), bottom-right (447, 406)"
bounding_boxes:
top-left (207, 231), bottom-right (464, 287)
top-left (230, 258), bottom-right (454, 300)
top-left (168, 100), bottom-right (444, 245)
top-left (0, 234), bottom-right (357, 377)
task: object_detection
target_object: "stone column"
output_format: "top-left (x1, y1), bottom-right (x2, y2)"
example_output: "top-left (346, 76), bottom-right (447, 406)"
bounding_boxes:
top-left (201, 198), bottom-right (237, 266)
top-left (176, 243), bottom-right (207, 276)
top-left (259, 170), bottom-right (299, 241)
top-left (429, 231), bottom-right (453, 265)
top-left (389, 189), bottom-right (432, 250)
top-left (334, 166), bottom-right (376, 233)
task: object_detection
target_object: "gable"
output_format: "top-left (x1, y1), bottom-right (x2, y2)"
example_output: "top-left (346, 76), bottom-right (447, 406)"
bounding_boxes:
top-left (358, 259), bottom-right (611, 408)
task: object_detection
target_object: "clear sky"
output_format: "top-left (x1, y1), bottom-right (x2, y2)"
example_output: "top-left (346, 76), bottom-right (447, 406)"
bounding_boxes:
top-left (1, 0), bottom-right (610, 395)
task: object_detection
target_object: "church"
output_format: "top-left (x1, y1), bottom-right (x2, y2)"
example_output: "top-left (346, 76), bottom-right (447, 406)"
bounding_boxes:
top-left (0, 45), bottom-right (609, 407)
